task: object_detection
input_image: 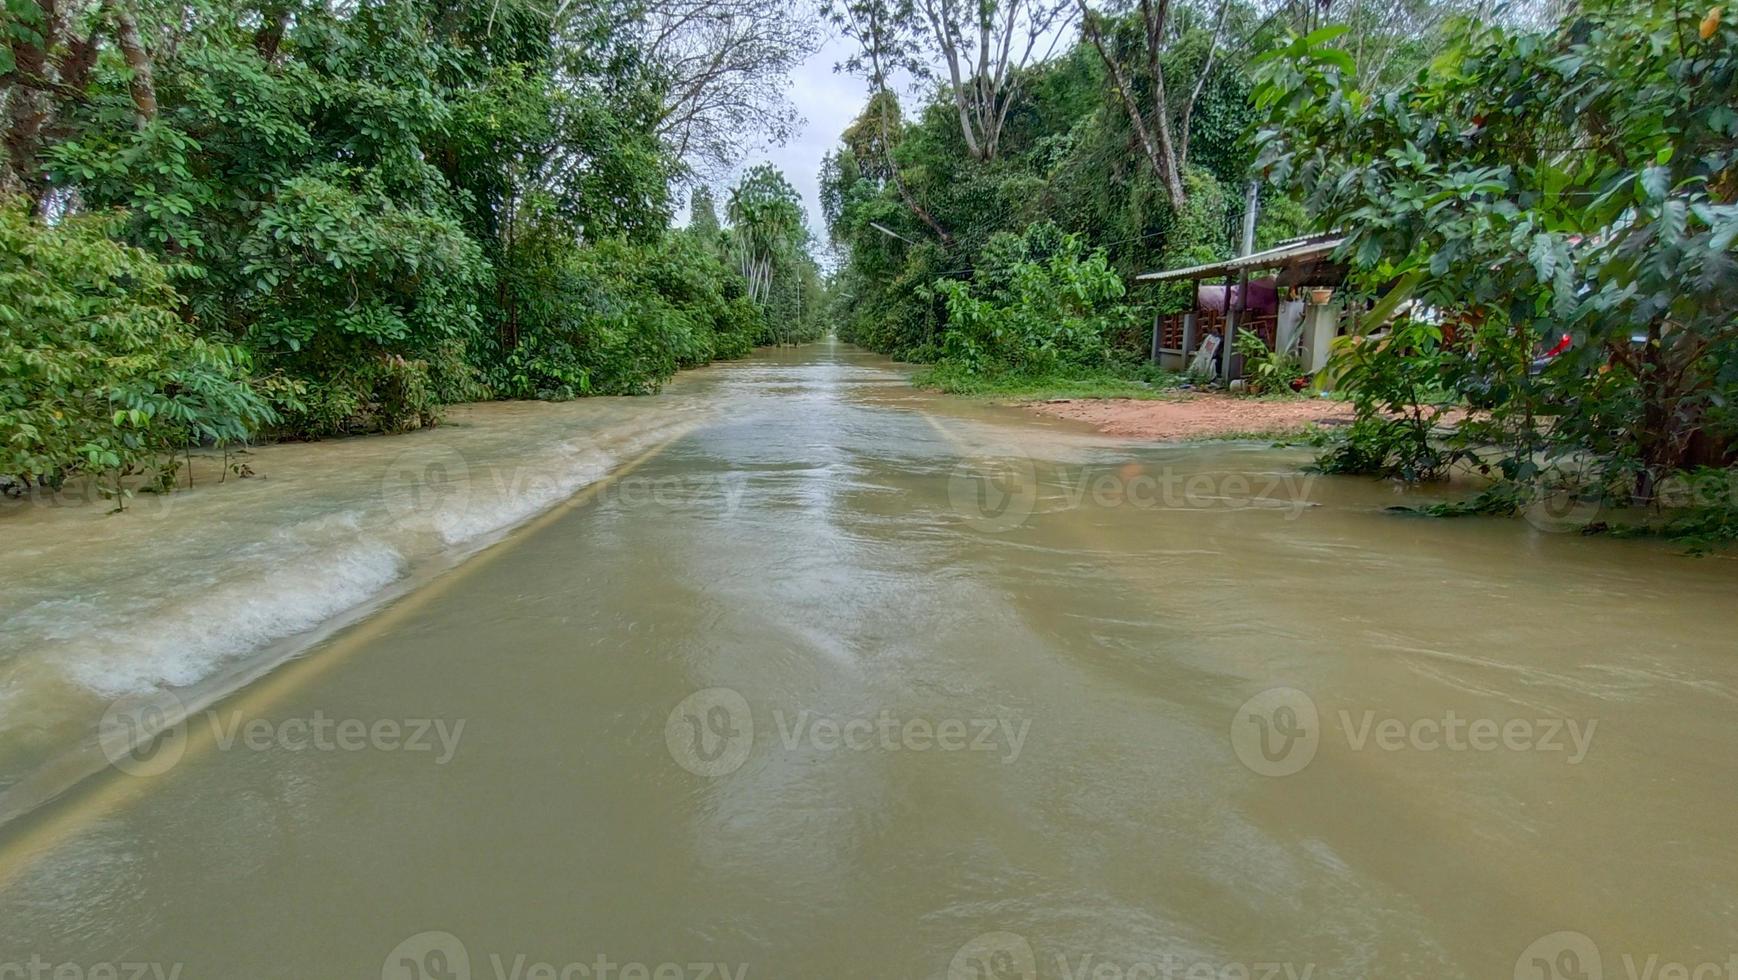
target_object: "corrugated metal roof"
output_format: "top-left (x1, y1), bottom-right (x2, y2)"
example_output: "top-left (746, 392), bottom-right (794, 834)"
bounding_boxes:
top-left (1135, 233), bottom-right (1345, 283)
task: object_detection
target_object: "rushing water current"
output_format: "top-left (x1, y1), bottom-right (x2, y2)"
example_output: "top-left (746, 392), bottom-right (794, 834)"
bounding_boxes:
top-left (2, 342), bottom-right (1736, 978)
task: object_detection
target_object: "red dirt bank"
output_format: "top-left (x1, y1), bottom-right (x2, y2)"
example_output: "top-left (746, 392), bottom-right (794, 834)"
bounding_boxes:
top-left (1025, 391), bottom-right (1354, 440)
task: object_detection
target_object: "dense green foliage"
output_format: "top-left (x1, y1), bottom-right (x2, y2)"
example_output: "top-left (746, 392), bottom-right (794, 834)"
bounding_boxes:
top-left (491, 226), bottom-right (769, 399)
top-left (928, 223), bottom-right (1129, 378)
top-left (1257, 1), bottom-right (1738, 540)
top-left (714, 164), bottom-right (828, 345)
top-left (821, 0), bottom-right (1737, 541)
top-left (2, 0), bottom-right (825, 493)
top-left (0, 203), bottom-right (272, 496)
top-left (821, 1), bottom-right (1310, 380)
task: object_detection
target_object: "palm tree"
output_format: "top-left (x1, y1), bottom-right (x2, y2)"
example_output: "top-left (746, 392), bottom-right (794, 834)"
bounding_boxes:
top-left (727, 165), bottom-right (805, 305)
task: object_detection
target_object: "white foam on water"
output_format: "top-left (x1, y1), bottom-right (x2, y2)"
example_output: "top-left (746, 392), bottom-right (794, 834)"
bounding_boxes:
top-left (428, 442), bottom-right (625, 546)
top-left (0, 406), bottom-right (698, 787)
top-left (56, 532), bottom-right (406, 698)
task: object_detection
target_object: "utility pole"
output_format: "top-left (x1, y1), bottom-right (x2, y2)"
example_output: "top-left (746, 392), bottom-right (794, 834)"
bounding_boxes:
top-left (1223, 179), bottom-right (1261, 381)
top-left (1240, 179), bottom-right (1259, 256)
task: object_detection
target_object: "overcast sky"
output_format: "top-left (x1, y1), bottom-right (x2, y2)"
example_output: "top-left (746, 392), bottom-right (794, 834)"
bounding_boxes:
top-left (685, 33), bottom-right (869, 267)
top-left (686, 21), bottom-right (1071, 267)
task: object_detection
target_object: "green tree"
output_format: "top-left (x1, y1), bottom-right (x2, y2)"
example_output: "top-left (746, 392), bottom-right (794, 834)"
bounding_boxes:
top-left (0, 202), bottom-right (272, 498)
top-left (689, 186), bottom-right (723, 243)
top-left (727, 164), bottom-right (805, 304)
top-left (1255, 1), bottom-right (1738, 526)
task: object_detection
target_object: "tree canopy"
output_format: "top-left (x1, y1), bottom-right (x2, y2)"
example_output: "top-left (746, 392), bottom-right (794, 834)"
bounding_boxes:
top-left (1257, 0), bottom-right (1738, 541)
top-left (1, 0), bottom-right (824, 497)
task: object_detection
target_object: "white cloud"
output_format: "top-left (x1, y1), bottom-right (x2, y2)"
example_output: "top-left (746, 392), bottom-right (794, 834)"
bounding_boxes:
top-left (687, 33), bottom-right (869, 259)
top-left (688, 18), bottom-right (1077, 263)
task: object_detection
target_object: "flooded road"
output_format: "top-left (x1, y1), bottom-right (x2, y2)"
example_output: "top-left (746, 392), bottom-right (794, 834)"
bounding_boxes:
top-left (2, 342), bottom-right (1736, 978)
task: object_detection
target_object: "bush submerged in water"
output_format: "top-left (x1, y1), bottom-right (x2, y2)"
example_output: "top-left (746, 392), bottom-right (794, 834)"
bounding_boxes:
top-left (233, 177), bottom-right (491, 437)
top-left (0, 203), bottom-right (274, 495)
top-left (488, 228), bottom-right (770, 400)
top-left (929, 226), bottom-right (1130, 381)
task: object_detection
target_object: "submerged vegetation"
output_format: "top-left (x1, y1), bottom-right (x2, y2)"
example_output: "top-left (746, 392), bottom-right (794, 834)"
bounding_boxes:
top-left (818, 0), bottom-right (1327, 380)
top-left (0, 0), bottom-right (825, 496)
top-left (0, 204), bottom-right (274, 497)
top-left (5, 0), bottom-right (1735, 544)
top-left (1259, 0), bottom-right (1738, 545)
top-left (819, 0), bottom-right (1738, 545)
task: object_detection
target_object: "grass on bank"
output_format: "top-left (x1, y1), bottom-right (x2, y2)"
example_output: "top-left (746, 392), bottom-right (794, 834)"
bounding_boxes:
top-left (1192, 424), bottom-right (1335, 443)
top-left (912, 362), bottom-right (1186, 400)
top-left (911, 361), bottom-right (1342, 405)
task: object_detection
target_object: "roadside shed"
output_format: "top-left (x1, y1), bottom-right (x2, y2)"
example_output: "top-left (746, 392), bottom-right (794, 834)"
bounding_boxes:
top-left (1137, 233), bottom-right (1347, 381)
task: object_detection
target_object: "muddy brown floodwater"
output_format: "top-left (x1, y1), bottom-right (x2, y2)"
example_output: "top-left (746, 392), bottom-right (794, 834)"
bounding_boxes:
top-left (1, 341), bottom-right (1736, 979)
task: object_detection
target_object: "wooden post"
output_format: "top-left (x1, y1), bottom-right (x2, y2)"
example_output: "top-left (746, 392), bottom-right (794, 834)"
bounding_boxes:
top-left (1150, 309), bottom-right (1162, 363)
top-left (1182, 312), bottom-right (1197, 358)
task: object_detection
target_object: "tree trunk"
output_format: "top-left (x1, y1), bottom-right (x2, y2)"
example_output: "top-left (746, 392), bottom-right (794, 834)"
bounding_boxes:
top-left (1631, 321), bottom-right (1711, 504)
top-left (3, 0), bottom-right (55, 208)
top-left (111, 2), bottom-right (157, 127)
top-left (850, 2), bottom-right (951, 245)
top-left (1239, 178), bottom-right (1258, 254)
top-left (4, 86), bottom-right (52, 209)
top-left (1079, 0), bottom-right (1185, 210)
top-left (253, 7), bottom-right (290, 62)
top-left (1176, 0), bottom-right (1230, 170)
top-left (920, 0), bottom-right (987, 160)
top-left (1137, 0), bottom-right (1187, 209)
top-left (874, 86), bottom-right (952, 246)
